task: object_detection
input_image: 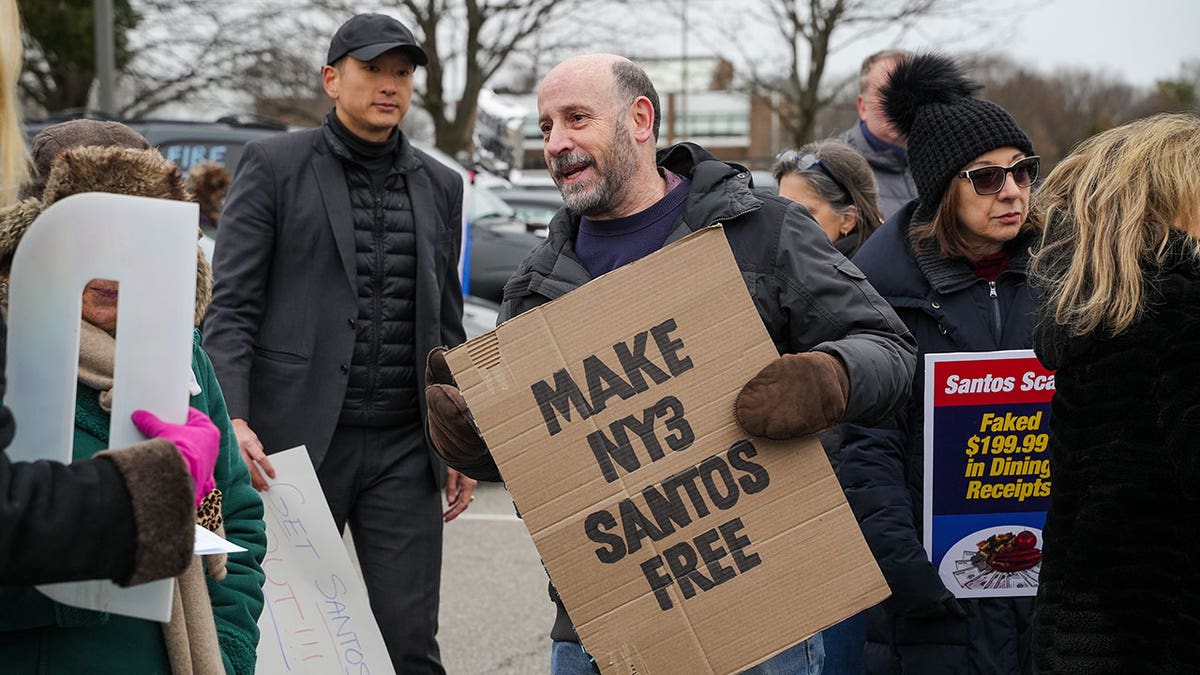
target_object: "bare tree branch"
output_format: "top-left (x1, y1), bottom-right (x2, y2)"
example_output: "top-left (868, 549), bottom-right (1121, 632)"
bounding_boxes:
top-left (365, 0), bottom-right (618, 157)
top-left (727, 0), bottom-right (999, 148)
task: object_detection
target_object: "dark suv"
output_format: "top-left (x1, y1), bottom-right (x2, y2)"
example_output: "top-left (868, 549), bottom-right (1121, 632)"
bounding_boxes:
top-left (23, 111), bottom-right (288, 176)
top-left (22, 112), bottom-right (530, 336)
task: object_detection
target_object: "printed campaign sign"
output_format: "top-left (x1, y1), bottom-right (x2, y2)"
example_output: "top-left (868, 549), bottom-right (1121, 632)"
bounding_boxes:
top-left (256, 446), bottom-right (394, 675)
top-left (923, 350), bottom-right (1055, 598)
top-left (5, 193), bottom-right (197, 622)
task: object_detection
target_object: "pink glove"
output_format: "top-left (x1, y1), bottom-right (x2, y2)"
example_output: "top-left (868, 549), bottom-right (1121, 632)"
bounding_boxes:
top-left (133, 407), bottom-right (220, 507)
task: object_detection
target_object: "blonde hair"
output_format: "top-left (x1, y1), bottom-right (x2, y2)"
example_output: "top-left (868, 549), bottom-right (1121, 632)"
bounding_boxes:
top-left (0, 0), bottom-right (28, 205)
top-left (1032, 113), bottom-right (1200, 337)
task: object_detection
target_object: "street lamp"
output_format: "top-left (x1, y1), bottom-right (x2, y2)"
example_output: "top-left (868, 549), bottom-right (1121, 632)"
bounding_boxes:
top-left (94, 0), bottom-right (116, 113)
top-left (680, 0), bottom-right (687, 137)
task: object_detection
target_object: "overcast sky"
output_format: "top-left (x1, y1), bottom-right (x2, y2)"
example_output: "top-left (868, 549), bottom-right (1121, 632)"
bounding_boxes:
top-left (158, 0), bottom-right (1199, 119)
top-left (790, 0), bottom-right (1199, 86)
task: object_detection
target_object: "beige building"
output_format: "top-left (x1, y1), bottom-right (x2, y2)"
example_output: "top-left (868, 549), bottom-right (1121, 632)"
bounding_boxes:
top-left (485, 56), bottom-right (853, 177)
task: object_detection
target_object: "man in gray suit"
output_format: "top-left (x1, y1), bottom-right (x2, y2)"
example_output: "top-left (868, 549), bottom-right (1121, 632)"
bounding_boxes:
top-left (839, 49), bottom-right (918, 218)
top-left (204, 13), bottom-right (475, 674)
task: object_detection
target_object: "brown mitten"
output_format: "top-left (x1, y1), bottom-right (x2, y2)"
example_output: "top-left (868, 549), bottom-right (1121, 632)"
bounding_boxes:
top-left (425, 347), bottom-right (489, 463)
top-left (734, 351), bottom-right (850, 440)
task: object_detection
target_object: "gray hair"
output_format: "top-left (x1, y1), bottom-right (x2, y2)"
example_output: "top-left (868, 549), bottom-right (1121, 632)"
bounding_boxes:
top-left (612, 60), bottom-right (661, 140)
top-left (773, 140), bottom-right (885, 254)
top-left (859, 49), bottom-right (911, 93)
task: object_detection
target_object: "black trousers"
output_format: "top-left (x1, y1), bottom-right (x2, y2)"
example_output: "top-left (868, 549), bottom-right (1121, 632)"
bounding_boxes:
top-left (317, 422), bottom-right (445, 675)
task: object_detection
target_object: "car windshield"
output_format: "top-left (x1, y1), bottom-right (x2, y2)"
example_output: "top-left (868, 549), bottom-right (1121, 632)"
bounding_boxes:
top-left (471, 184), bottom-right (517, 222)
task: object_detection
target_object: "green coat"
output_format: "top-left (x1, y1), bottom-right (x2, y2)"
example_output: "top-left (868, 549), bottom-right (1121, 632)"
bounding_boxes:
top-left (0, 331), bottom-right (267, 674)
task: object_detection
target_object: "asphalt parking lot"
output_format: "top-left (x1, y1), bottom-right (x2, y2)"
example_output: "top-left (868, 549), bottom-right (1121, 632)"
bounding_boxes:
top-left (439, 482), bottom-right (554, 674)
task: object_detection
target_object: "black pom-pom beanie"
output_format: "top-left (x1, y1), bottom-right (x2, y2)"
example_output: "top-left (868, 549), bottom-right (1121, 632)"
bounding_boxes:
top-left (880, 53), bottom-right (1033, 220)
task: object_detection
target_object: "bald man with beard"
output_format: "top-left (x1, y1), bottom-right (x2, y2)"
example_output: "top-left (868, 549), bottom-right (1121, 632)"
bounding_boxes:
top-left (426, 54), bottom-right (917, 674)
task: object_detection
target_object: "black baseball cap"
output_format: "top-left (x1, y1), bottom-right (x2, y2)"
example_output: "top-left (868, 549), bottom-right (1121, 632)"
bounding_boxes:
top-left (326, 13), bottom-right (429, 67)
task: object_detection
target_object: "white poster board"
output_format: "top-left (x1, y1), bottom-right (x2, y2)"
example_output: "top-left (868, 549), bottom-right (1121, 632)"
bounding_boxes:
top-left (5, 193), bottom-right (197, 622)
top-left (256, 446), bottom-right (394, 675)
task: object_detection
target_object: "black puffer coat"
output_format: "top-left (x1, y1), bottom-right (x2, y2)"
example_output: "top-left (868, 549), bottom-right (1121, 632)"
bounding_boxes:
top-left (1032, 230), bottom-right (1200, 674)
top-left (839, 202), bottom-right (1038, 675)
top-left (324, 126), bottom-right (421, 427)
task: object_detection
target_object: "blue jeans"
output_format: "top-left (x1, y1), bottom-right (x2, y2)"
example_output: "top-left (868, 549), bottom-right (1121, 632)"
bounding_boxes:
top-left (551, 634), bottom-right (824, 675)
top-left (551, 641), bottom-right (598, 674)
top-left (744, 635), bottom-right (824, 675)
top-left (819, 613), bottom-right (864, 675)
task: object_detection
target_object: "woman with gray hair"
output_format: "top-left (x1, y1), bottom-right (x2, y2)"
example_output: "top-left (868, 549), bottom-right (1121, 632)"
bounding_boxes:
top-left (773, 139), bottom-right (885, 257)
top-left (0, 0), bottom-right (26, 204)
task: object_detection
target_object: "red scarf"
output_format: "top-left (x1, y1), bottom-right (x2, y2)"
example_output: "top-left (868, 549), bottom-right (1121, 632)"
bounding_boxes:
top-left (970, 250), bottom-right (1012, 281)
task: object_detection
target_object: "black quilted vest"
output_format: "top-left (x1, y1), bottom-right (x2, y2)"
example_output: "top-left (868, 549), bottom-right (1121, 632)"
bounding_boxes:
top-left (324, 120), bottom-right (419, 427)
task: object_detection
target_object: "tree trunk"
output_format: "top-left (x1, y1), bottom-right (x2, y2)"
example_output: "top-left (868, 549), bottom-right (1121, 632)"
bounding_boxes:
top-left (49, 69), bottom-right (96, 111)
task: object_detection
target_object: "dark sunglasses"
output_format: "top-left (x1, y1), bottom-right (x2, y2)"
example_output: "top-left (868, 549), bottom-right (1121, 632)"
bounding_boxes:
top-left (776, 149), bottom-right (849, 196)
top-left (958, 156), bottom-right (1040, 195)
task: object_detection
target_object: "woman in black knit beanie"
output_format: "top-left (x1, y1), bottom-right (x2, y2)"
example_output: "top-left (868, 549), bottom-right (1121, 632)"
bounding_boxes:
top-left (837, 52), bottom-right (1041, 674)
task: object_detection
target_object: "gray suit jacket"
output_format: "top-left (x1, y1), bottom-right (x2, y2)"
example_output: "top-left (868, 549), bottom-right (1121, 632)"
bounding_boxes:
top-left (839, 123), bottom-right (918, 219)
top-left (204, 126), bottom-right (465, 476)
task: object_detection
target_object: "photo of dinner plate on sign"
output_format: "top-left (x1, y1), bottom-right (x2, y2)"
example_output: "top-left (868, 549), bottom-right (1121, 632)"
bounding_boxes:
top-left (939, 525), bottom-right (1043, 592)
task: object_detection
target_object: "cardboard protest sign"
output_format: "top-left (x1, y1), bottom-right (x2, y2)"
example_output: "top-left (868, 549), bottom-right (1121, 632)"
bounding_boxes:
top-left (5, 193), bottom-right (197, 622)
top-left (257, 447), bottom-right (394, 675)
top-left (445, 227), bottom-right (888, 674)
top-left (923, 350), bottom-right (1055, 598)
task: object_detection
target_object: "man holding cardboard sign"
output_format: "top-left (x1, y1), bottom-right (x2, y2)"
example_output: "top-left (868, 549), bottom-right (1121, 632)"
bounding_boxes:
top-left (426, 54), bottom-right (916, 674)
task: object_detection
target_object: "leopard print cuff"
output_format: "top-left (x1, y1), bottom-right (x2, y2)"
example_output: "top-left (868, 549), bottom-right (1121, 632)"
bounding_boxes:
top-left (195, 488), bottom-right (223, 531)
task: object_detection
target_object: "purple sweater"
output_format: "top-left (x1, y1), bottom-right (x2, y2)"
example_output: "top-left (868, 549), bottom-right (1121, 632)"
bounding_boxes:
top-left (575, 170), bottom-right (691, 277)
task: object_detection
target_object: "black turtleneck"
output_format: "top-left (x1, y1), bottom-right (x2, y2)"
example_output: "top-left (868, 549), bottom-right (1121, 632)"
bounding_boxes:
top-left (325, 109), bottom-right (397, 191)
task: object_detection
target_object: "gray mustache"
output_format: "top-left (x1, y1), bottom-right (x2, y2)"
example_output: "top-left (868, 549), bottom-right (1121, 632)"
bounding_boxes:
top-left (551, 153), bottom-right (593, 175)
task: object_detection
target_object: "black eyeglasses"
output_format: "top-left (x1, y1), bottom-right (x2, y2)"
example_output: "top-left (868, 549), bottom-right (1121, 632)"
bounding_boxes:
top-left (776, 149), bottom-right (849, 196)
top-left (958, 156), bottom-right (1040, 195)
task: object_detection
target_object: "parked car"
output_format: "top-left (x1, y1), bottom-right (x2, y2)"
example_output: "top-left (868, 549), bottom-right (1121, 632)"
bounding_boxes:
top-left (411, 142), bottom-right (542, 303)
top-left (23, 112), bottom-right (288, 177)
top-left (491, 188), bottom-right (562, 233)
top-left (749, 170), bottom-right (779, 195)
top-left (25, 112), bottom-right (539, 308)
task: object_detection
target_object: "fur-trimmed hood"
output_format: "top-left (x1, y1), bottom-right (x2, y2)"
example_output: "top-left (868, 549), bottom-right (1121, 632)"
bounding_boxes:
top-left (0, 145), bottom-right (212, 326)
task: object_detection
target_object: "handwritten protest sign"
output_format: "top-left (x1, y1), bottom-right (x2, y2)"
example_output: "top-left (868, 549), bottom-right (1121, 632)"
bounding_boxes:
top-left (256, 446), bottom-right (394, 675)
top-left (446, 227), bottom-right (888, 674)
top-left (923, 350), bottom-right (1055, 598)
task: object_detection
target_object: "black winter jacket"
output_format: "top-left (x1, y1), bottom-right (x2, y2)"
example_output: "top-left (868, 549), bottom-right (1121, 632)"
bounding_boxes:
top-left (840, 202), bottom-right (1038, 675)
top-left (450, 142), bottom-right (917, 643)
top-left (1032, 230), bottom-right (1200, 674)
